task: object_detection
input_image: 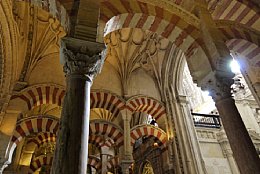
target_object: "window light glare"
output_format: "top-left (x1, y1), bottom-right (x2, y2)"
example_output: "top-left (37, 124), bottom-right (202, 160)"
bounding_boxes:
top-left (202, 90), bottom-right (209, 96)
top-left (230, 59), bottom-right (240, 74)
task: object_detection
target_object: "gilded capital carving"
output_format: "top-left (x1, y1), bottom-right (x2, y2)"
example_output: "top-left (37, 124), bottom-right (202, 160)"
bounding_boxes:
top-left (60, 37), bottom-right (105, 79)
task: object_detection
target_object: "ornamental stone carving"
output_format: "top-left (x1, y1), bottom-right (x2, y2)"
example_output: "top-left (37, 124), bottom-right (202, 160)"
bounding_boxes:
top-left (60, 37), bottom-right (105, 79)
top-left (199, 71), bottom-right (234, 101)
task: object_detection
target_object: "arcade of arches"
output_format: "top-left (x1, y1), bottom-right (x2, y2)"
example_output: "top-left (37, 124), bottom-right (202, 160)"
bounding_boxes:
top-left (0, 0), bottom-right (259, 174)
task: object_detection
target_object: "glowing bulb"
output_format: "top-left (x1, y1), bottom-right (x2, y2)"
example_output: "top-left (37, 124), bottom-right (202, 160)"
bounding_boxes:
top-left (153, 142), bottom-right (158, 147)
top-left (230, 59), bottom-right (240, 74)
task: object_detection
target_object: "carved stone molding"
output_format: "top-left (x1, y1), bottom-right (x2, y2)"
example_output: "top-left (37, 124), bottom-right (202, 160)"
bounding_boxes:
top-left (60, 37), bottom-right (105, 79)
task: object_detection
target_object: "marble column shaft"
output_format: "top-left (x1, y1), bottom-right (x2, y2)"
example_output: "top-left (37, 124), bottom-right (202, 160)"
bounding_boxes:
top-left (204, 74), bottom-right (260, 174)
top-left (51, 37), bottom-right (104, 174)
top-left (101, 146), bottom-right (109, 174)
top-left (120, 109), bottom-right (133, 174)
top-left (216, 97), bottom-right (260, 174)
top-left (121, 109), bottom-right (133, 160)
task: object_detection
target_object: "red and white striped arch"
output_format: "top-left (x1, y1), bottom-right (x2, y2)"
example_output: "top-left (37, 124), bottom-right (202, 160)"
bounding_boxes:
top-left (89, 121), bottom-right (124, 146)
top-left (88, 155), bottom-right (102, 170)
top-left (90, 91), bottom-right (125, 120)
top-left (207, 0), bottom-right (259, 30)
top-left (126, 96), bottom-right (166, 121)
top-left (27, 132), bottom-right (56, 147)
top-left (10, 84), bottom-right (65, 110)
top-left (216, 22), bottom-right (260, 67)
top-left (100, 0), bottom-right (202, 59)
top-left (227, 39), bottom-right (260, 67)
top-left (107, 157), bottom-right (119, 171)
top-left (6, 116), bottom-right (59, 163)
top-left (217, 23), bottom-right (260, 46)
top-left (89, 134), bottom-right (115, 148)
top-left (130, 124), bottom-right (167, 146)
top-left (100, 0), bottom-right (199, 27)
top-left (28, 156), bottom-right (53, 174)
top-left (104, 13), bottom-right (201, 59)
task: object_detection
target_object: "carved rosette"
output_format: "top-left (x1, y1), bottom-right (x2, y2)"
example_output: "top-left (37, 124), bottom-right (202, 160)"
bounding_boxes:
top-left (60, 37), bottom-right (105, 80)
top-left (200, 72), bottom-right (234, 101)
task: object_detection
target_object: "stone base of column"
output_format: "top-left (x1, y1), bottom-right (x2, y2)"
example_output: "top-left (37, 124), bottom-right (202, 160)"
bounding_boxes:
top-left (121, 160), bottom-right (134, 174)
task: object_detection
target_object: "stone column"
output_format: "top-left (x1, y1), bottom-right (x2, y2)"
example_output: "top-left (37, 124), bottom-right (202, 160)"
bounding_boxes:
top-left (120, 109), bottom-right (133, 174)
top-left (203, 74), bottom-right (260, 174)
top-left (101, 146), bottom-right (109, 174)
top-left (51, 37), bottom-right (105, 174)
top-left (175, 95), bottom-right (206, 174)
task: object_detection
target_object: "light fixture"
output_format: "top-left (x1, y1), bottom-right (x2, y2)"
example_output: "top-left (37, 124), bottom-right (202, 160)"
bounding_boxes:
top-left (153, 142), bottom-right (158, 147)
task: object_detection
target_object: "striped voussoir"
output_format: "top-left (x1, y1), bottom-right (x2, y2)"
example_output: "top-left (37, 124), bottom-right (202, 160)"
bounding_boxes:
top-left (89, 121), bottom-right (124, 146)
top-left (28, 156), bottom-right (53, 174)
top-left (27, 132), bottom-right (56, 147)
top-left (107, 157), bottom-right (119, 171)
top-left (216, 23), bottom-right (260, 47)
top-left (8, 116), bottom-right (59, 158)
top-left (101, 0), bottom-right (201, 59)
top-left (207, 0), bottom-right (259, 30)
top-left (130, 124), bottom-right (167, 148)
top-left (88, 134), bottom-right (115, 148)
top-left (10, 84), bottom-right (65, 110)
top-left (126, 96), bottom-right (166, 120)
top-left (104, 13), bottom-right (201, 59)
top-left (216, 22), bottom-right (260, 67)
top-left (227, 39), bottom-right (260, 66)
top-left (88, 155), bottom-right (102, 170)
top-left (90, 91), bottom-right (125, 120)
top-left (100, 0), bottom-right (199, 27)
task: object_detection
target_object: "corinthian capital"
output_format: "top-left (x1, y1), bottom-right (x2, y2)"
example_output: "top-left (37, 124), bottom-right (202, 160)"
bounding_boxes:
top-left (60, 37), bottom-right (105, 78)
top-left (199, 71), bottom-right (234, 101)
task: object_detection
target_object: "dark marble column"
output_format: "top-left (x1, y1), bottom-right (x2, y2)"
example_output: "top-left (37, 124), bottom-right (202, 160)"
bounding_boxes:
top-left (203, 74), bottom-right (260, 174)
top-left (51, 37), bottom-right (104, 174)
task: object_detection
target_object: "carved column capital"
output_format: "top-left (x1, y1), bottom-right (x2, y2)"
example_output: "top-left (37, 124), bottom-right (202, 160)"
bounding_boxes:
top-left (60, 37), bottom-right (105, 80)
top-left (200, 71), bottom-right (234, 101)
